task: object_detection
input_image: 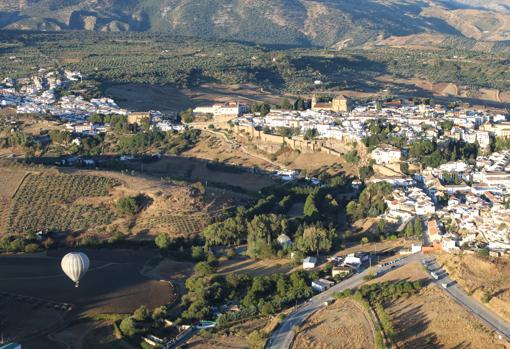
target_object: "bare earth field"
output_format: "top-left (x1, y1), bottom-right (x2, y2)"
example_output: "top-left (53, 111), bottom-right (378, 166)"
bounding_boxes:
top-left (437, 253), bottom-right (510, 322)
top-left (292, 298), bottom-right (375, 349)
top-left (103, 83), bottom-right (281, 113)
top-left (136, 155), bottom-right (275, 192)
top-left (183, 132), bottom-right (272, 170)
top-left (0, 249), bottom-right (178, 349)
top-left (217, 256), bottom-right (293, 277)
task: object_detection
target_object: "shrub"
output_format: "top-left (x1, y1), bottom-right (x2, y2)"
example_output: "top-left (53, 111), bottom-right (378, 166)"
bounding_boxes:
top-left (191, 246), bottom-right (206, 261)
top-left (24, 243), bottom-right (40, 253)
top-left (152, 306), bottom-right (167, 321)
top-left (133, 305), bottom-right (149, 321)
top-left (155, 233), bottom-right (171, 249)
top-left (481, 292), bottom-right (492, 303)
top-left (116, 195), bottom-right (142, 216)
top-left (119, 317), bottom-right (136, 337)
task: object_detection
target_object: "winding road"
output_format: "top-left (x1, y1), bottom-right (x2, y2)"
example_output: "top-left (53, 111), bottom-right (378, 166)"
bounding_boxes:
top-left (267, 253), bottom-right (510, 349)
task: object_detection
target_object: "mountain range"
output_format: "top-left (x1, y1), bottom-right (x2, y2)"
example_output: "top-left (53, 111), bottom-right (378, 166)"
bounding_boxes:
top-left (1, 0), bottom-right (510, 47)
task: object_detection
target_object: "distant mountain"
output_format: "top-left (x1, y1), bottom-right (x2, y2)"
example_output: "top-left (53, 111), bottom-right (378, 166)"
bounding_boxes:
top-left (2, 0), bottom-right (510, 47)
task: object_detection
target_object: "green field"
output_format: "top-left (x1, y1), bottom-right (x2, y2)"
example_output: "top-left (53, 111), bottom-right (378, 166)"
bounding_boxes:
top-left (1, 31), bottom-right (510, 96)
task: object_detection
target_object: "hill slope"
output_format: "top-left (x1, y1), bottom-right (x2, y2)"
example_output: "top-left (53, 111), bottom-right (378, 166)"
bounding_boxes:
top-left (1, 0), bottom-right (510, 47)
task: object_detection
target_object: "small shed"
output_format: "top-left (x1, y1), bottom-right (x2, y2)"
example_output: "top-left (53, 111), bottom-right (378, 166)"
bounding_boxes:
top-left (303, 256), bottom-right (317, 270)
top-left (277, 234), bottom-right (292, 247)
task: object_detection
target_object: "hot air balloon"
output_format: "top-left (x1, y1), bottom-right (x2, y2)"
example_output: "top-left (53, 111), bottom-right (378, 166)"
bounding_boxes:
top-left (61, 252), bottom-right (89, 287)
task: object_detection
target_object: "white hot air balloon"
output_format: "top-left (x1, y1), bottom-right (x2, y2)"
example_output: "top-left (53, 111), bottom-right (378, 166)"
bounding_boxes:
top-left (61, 252), bottom-right (90, 287)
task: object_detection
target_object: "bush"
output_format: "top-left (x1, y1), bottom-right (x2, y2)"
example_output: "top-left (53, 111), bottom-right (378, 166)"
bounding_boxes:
top-left (24, 243), bottom-right (40, 253)
top-left (226, 247), bottom-right (236, 259)
top-left (155, 233), bottom-right (171, 249)
top-left (191, 246), bottom-right (206, 261)
top-left (119, 317), bottom-right (136, 337)
top-left (116, 195), bottom-right (144, 216)
top-left (481, 292), bottom-right (492, 303)
top-left (152, 306), bottom-right (167, 321)
top-left (260, 302), bottom-right (275, 316)
top-left (133, 305), bottom-right (149, 321)
top-left (247, 330), bottom-right (267, 349)
top-left (363, 272), bottom-right (376, 281)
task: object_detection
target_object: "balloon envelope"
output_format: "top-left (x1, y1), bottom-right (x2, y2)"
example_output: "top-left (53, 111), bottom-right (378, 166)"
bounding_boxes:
top-left (61, 252), bottom-right (90, 287)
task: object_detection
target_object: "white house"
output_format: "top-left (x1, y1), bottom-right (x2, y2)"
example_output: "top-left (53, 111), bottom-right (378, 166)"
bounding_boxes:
top-left (342, 254), bottom-right (362, 267)
top-left (311, 279), bottom-right (335, 292)
top-left (303, 256), bottom-right (317, 270)
top-left (371, 145), bottom-right (402, 164)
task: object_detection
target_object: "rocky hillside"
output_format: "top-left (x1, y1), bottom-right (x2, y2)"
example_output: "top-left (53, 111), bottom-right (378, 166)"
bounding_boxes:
top-left (1, 0), bottom-right (510, 47)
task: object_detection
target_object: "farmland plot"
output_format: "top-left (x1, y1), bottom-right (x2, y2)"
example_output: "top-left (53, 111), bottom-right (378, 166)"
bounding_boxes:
top-left (137, 212), bottom-right (211, 237)
top-left (0, 167), bottom-right (29, 232)
top-left (6, 174), bottom-right (120, 235)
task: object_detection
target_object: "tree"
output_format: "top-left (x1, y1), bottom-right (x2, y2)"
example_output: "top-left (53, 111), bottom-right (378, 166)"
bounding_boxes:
top-left (303, 193), bottom-right (319, 218)
top-left (405, 222), bottom-right (415, 238)
top-left (179, 108), bottom-right (194, 123)
top-left (260, 302), bottom-right (275, 315)
top-left (281, 98), bottom-right (293, 110)
top-left (298, 225), bottom-right (333, 256)
top-left (133, 305), bottom-right (149, 321)
top-left (194, 261), bottom-right (215, 277)
top-left (359, 166), bottom-right (374, 181)
top-left (247, 214), bottom-right (285, 259)
top-left (294, 97), bottom-right (306, 111)
top-left (400, 162), bottom-right (410, 175)
top-left (414, 218), bottom-right (423, 237)
top-left (152, 306), bottom-right (166, 321)
top-left (304, 128), bottom-right (318, 140)
top-left (120, 317), bottom-right (137, 336)
top-left (155, 233), bottom-right (171, 249)
top-left (191, 246), bottom-right (206, 261)
top-left (116, 196), bottom-right (140, 216)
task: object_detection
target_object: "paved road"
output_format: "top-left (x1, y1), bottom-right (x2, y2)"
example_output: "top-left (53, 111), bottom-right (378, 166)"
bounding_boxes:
top-left (267, 253), bottom-right (425, 349)
top-left (426, 259), bottom-right (510, 341)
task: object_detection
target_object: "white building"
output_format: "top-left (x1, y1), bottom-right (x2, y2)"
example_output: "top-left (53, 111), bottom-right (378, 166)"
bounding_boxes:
top-left (303, 256), bottom-right (317, 270)
top-left (371, 145), bottom-right (402, 164)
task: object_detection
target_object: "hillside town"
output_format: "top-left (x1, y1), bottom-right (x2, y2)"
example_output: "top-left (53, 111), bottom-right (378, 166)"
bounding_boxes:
top-left (193, 96), bottom-right (510, 256)
top-left (2, 69), bottom-right (510, 259)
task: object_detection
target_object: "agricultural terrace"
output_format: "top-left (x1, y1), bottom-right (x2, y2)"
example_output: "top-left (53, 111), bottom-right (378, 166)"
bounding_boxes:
top-left (0, 165), bottom-right (29, 231)
top-left (6, 173), bottom-right (120, 235)
top-left (136, 212), bottom-right (211, 237)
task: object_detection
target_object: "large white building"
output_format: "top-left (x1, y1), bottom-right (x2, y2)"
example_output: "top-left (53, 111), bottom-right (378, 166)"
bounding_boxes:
top-left (193, 101), bottom-right (248, 119)
top-left (371, 145), bottom-right (402, 164)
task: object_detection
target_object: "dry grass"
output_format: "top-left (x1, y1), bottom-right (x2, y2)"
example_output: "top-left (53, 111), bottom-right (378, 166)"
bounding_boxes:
top-left (184, 317), bottom-right (268, 349)
top-left (371, 259), bottom-right (510, 349)
top-left (292, 298), bottom-right (375, 349)
top-left (437, 253), bottom-right (510, 322)
top-left (183, 132), bottom-right (272, 170)
top-left (388, 285), bottom-right (509, 349)
top-left (217, 257), bottom-right (293, 277)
